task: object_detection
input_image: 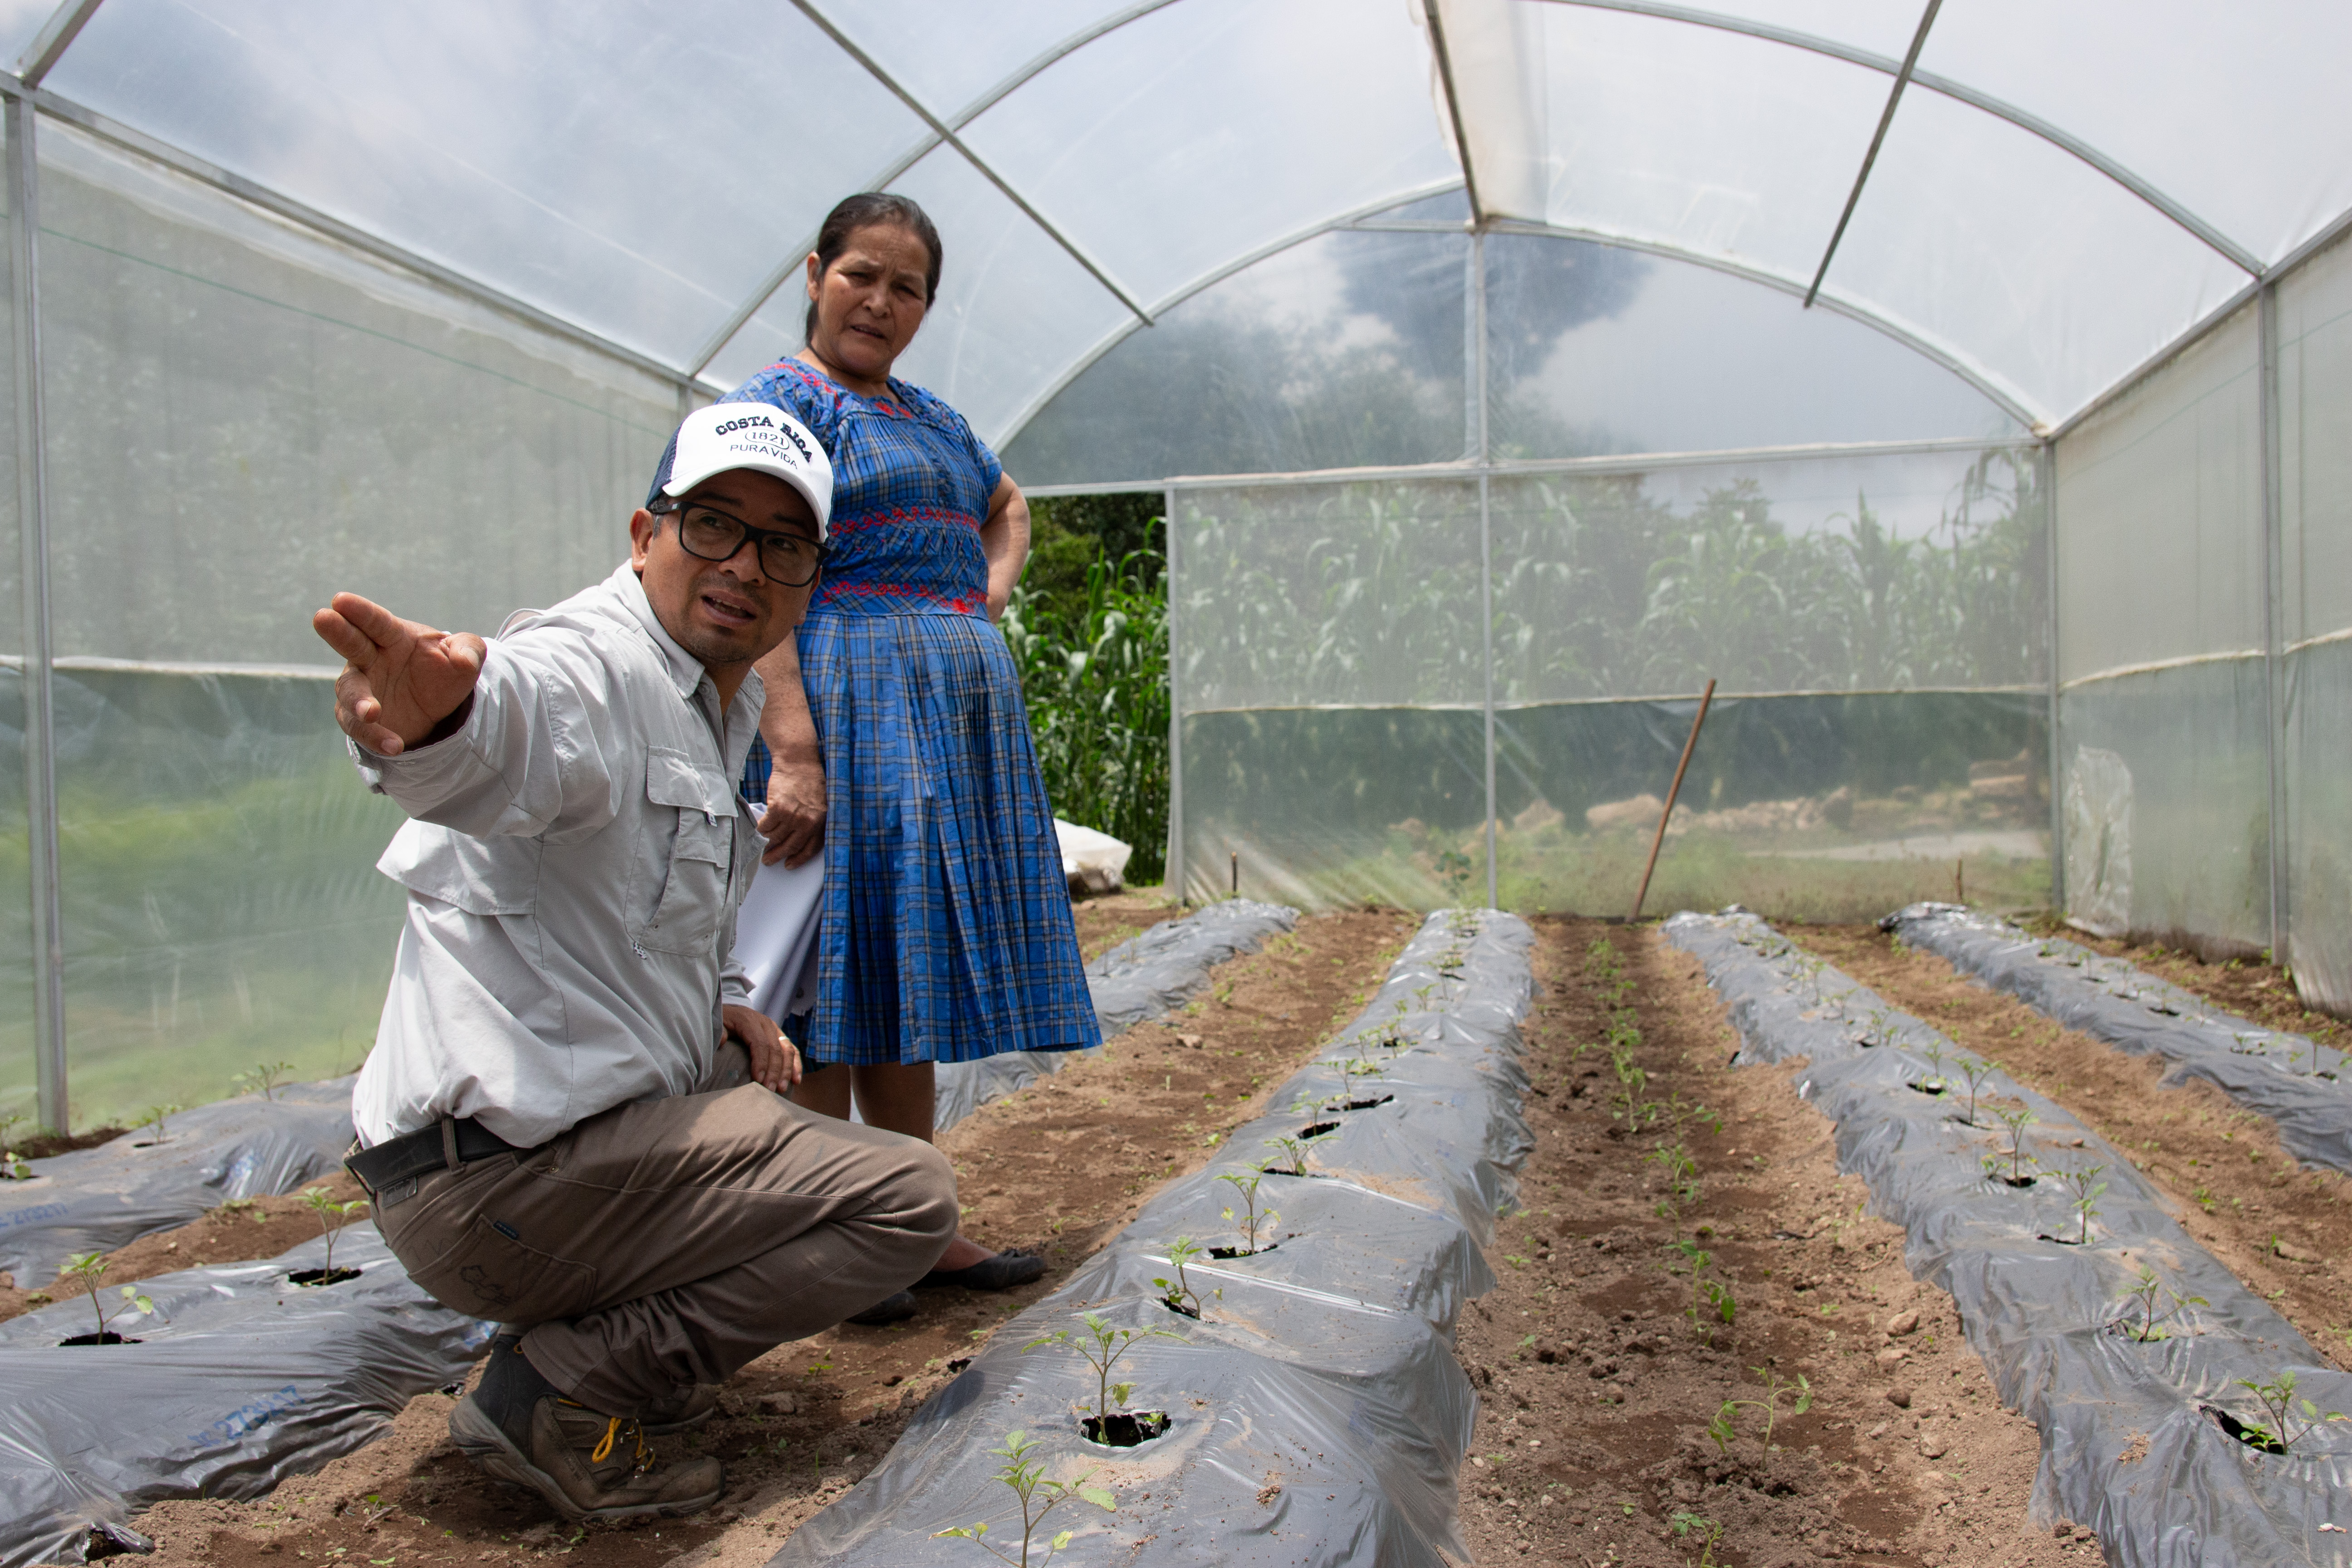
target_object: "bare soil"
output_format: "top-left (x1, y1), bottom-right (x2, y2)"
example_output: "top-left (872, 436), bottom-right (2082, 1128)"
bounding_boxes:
top-left (1795, 921), bottom-right (2352, 1374)
top-left (120, 904), bottom-right (1413, 1568)
top-left (1450, 917), bottom-right (2096, 1568)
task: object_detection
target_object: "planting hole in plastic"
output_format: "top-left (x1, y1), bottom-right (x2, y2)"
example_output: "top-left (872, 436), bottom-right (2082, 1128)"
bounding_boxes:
top-left (2000, 1175), bottom-right (2037, 1189)
top-left (289, 1267), bottom-right (364, 1288)
top-left (1160, 1294), bottom-right (1201, 1319)
top-left (1908, 1080), bottom-right (1948, 1097)
top-left (58, 1333), bottom-right (141, 1346)
top-left (1083, 1411), bottom-right (1170, 1447)
top-left (1298, 1121), bottom-right (1340, 1139)
top-left (1209, 1241), bottom-right (1279, 1261)
top-left (2205, 1406), bottom-right (2289, 1455)
top-left (1340, 1095), bottom-right (1394, 1111)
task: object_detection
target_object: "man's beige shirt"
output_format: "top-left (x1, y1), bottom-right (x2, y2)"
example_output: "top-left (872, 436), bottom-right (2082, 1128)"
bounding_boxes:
top-left (349, 563), bottom-right (764, 1148)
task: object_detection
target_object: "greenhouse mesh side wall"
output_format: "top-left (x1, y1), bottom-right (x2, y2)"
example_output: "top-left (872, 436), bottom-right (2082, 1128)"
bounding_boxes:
top-left (1172, 450), bottom-right (2050, 916)
top-left (0, 119), bottom-right (681, 1129)
top-left (2052, 301), bottom-right (2269, 959)
top-left (2281, 225), bottom-right (2352, 1014)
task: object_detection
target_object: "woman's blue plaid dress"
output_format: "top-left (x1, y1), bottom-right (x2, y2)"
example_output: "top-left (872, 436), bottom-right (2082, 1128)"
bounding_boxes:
top-left (725, 358), bottom-right (1101, 1066)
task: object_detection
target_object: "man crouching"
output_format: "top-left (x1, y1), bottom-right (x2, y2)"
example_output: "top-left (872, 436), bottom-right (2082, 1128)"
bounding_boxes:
top-left (314, 403), bottom-right (955, 1521)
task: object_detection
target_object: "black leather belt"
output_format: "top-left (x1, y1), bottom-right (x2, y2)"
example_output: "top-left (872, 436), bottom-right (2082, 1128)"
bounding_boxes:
top-left (346, 1117), bottom-right (530, 1205)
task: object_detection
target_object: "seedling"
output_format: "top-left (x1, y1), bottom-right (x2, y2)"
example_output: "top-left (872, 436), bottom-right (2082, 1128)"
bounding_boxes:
top-left (1670, 1511), bottom-right (1726, 1568)
top-left (933, 1429), bottom-right (1116, 1568)
top-left (1153, 1238), bottom-right (1205, 1319)
top-left (2118, 1266), bottom-right (2206, 1343)
top-left (0, 1112), bottom-right (29, 1177)
top-left (59, 1252), bottom-right (155, 1343)
top-left (2052, 1165), bottom-right (2107, 1245)
top-left (1690, 1279), bottom-right (1737, 1344)
top-left (1707, 1367), bottom-right (1812, 1451)
top-left (1023, 1312), bottom-right (1181, 1434)
top-left (1956, 1058), bottom-right (1999, 1124)
top-left (1648, 1141), bottom-right (1701, 1234)
top-left (234, 1060), bottom-right (297, 1101)
top-left (1215, 1172), bottom-right (1279, 1255)
top-left (1262, 1135), bottom-right (1308, 1176)
top-left (1989, 1105), bottom-right (2037, 1185)
top-left (131, 1103), bottom-right (182, 1146)
top-left (294, 1185), bottom-right (371, 1281)
top-left (1857, 1007), bottom-right (1896, 1048)
top-left (2227, 1370), bottom-right (2349, 1453)
top-left (1917, 1041), bottom-right (1949, 1093)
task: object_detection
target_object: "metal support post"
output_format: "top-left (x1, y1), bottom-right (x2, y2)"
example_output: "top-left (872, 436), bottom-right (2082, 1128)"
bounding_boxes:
top-left (9, 97), bottom-right (64, 1131)
top-left (1472, 230), bottom-right (1497, 911)
top-left (2042, 442), bottom-right (2063, 917)
top-left (2258, 283), bottom-right (2287, 960)
top-left (1163, 485), bottom-right (1184, 903)
top-left (1480, 470), bottom-right (1497, 911)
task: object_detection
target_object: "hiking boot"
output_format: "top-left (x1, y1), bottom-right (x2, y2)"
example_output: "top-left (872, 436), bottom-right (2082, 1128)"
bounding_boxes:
top-left (640, 1384), bottom-right (722, 1434)
top-left (449, 1333), bottom-right (719, 1521)
top-left (450, 1395), bottom-right (722, 1521)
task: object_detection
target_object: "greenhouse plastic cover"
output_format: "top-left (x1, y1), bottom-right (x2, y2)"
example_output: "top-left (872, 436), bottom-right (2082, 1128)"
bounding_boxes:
top-left (0, 1225), bottom-right (495, 1568)
top-left (774, 909), bottom-right (1532, 1567)
top-left (1667, 909), bottom-right (2352, 1568)
top-left (0, 1078), bottom-right (356, 1284)
top-left (19, 0), bottom-right (2352, 446)
top-left (927, 899), bottom-right (1298, 1135)
top-left (1882, 903), bottom-right (2352, 1175)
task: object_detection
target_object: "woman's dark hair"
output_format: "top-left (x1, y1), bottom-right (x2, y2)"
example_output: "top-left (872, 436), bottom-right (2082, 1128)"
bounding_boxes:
top-left (805, 192), bottom-right (942, 344)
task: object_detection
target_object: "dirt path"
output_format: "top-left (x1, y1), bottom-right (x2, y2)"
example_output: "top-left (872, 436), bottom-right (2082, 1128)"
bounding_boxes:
top-left (1448, 916), bottom-right (2093, 1568)
top-left (1795, 921), bottom-right (2352, 1375)
top-left (129, 905), bottom-right (1412, 1568)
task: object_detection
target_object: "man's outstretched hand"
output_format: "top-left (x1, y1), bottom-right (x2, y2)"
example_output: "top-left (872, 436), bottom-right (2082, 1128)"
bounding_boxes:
top-left (313, 592), bottom-right (486, 756)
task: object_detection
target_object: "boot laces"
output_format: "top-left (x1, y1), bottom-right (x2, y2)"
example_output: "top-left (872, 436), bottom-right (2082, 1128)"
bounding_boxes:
top-left (587, 1415), bottom-right (658, 1473)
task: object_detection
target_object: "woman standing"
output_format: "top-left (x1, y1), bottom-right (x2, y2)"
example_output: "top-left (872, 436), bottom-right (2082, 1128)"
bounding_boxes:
top-left (727, 193), bottom-right (1099, 1324)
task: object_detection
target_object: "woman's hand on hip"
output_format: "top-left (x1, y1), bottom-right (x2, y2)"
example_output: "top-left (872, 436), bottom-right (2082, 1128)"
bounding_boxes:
top-left (760, 754), bottom-right (828, 867)
top-left (724, 1004), bottom-right (801, 1093)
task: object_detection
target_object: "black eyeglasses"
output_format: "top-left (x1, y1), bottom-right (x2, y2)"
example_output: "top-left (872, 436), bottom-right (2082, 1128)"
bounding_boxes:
top-left (649, 497), bottom-right (827, 586)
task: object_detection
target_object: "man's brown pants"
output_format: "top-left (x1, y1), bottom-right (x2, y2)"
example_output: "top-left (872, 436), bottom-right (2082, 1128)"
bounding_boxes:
top-left (376, 1079), bottom-right (957, 1416)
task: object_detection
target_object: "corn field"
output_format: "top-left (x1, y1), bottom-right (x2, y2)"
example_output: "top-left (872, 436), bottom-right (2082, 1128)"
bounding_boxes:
top-left (1004, 547), bottom-right (1171, 884)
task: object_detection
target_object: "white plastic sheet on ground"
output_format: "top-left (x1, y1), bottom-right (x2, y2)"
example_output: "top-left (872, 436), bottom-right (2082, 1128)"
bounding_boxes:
top-left (0, 1078), bottom-right (355, 1284)
top-left (772, 909), bottom-right (1533, 1567)
top-left (1883, 902), bottom-right (2352, 1174)
top-left (1667, 909), bottom-right (2352, 1568)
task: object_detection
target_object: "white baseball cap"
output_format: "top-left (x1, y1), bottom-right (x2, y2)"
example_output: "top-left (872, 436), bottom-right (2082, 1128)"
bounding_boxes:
top-left (647, 402), bottom-right (833, 540)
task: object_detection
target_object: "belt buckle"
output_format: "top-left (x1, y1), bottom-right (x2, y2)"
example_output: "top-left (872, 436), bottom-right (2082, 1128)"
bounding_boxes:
top-left (376, 1174), bottom-right (421, 1210)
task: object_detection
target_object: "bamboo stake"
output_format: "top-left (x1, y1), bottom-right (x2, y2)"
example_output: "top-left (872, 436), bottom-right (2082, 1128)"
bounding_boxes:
top-left (1630, 678), bottom-right (1716, 922)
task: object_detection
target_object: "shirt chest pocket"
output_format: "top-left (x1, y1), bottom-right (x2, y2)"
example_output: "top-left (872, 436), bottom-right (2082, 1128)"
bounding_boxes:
top-left (632, 747), bottom-right (738, 957)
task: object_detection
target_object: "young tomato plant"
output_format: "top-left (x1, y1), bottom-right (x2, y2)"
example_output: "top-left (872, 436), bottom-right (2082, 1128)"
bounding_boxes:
top-left (1956, 1058), bottom-right (1999, 1125)
top-left (1024, 1312), bottom-right (1181, 1428)
top-left (1689, 1279), bottom-right (1737, 1345)
top-left (2052, 1165), bottom-right (2107, 1245)
top-left (1153, 1237), bottom-right (1205, 1319)
top-left (131, 1103), bottom-right (182, 1146)
top-left (2118, 1266), bottom-right (2206, 1343)
top-left (300, 1185), bottom-right (371, 1272)
top-left (1670, 1511), bottom-right (1727, 1567)
top-left (59, 1251), bottom-right (155, 1341)
top-left (234, 1060), bottom-right (297, 1101)
top-left (933, 1429), bottom-right (1117, 1568)
top-left (1989, 1104), bottom-right (2037, 1185)
top-left (1215, 1172), bottom-right (1279, 1255)
top-left (2229, 1370), bottom-right (2349, 1453)
top-left (1261, 1134), bottom-right (1309, 1176)
top-left (1707, 1367), bottom-right (1812, 1451)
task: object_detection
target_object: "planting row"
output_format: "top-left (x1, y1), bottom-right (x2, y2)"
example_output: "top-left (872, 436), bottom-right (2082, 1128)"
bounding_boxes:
top-left (774, 908), bottom-right (1535, 1568)
top-left (0, 1210), bottom-right (490, 1568)
top-left (0, 901), bottom-right (1294, 1291)
top-left (0, 899), bottom-right (1295, 1566)
top-left (1669, 910), bottom-right (2352, 1568)
top-left (928, 899), bottom-right (1298, 1133)
top-left (1884, 902), bottom-right (2352, 1173)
